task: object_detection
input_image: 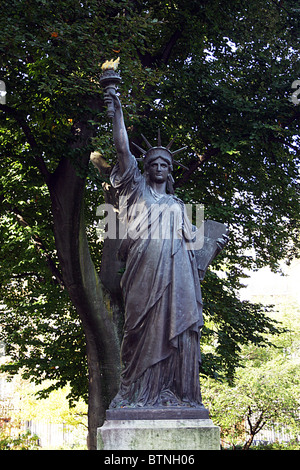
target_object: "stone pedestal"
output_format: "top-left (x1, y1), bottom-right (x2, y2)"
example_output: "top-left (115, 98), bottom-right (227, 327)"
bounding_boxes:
top-left (97, 408), bottom-right (220, 450)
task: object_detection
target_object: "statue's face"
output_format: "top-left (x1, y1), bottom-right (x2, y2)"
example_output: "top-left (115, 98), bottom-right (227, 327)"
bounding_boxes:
top-left (147, 157), bottom-right (170, 184)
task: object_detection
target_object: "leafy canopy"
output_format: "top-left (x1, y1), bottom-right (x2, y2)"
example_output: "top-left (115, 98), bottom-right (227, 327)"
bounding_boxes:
top-left (0, 0), bottom-right (299, 401)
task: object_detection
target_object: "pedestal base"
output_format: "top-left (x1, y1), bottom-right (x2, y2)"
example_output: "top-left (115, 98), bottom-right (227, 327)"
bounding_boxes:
top-left (106, 405), bottom-right (209, 420)
top-left (97, 418), bottom-right (220, 450)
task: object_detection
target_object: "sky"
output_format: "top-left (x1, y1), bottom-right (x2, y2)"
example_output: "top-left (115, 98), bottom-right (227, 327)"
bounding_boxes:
top-left (240, 258), bottom-right (300, 305)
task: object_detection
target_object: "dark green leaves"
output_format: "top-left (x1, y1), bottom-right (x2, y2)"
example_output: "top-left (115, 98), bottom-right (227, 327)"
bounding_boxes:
top-left (0, 0), bottom-right (299, 396)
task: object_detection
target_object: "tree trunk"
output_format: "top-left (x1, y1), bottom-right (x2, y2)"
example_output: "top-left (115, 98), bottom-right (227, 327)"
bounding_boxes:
top-left (48, 154), bottom-right (120, 449)
top-left (243, 433), bottom-right (255, 451)
top-left (243, 409), bottom-right (266, 450)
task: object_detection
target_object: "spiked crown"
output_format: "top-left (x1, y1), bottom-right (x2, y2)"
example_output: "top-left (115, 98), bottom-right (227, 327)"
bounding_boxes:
top-left (132, 130), bottom-right (188, 170)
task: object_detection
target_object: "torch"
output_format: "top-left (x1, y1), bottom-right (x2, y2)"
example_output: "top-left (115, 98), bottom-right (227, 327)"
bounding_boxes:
top-left (99, 57), bottom-right (121, 119)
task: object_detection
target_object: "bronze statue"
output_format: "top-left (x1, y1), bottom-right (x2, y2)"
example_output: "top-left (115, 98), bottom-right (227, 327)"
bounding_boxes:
top-left (101, 87), bottom-right (228, 411)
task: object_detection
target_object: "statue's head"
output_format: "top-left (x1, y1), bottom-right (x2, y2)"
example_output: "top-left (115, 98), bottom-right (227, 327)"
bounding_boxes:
top-left (132, 129), bottom-right (188, 174)
top-left (144, 156), bottom-right (172, 190)
top-left (132, 130), bottom-right (188, 194)
top-left (144, 147), bottom-right (173, 172)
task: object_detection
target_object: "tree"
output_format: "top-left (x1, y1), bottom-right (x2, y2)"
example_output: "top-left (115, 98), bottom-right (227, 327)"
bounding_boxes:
top-left (203, 358), bottom-right (300, 449)
top-left (0, 0), bottom-right (299, 449)
top-left (0, 375), bottom-right (87, 449)
top-left (202, 296), bottom-right (300, 449)
top-left (15, 381), bottom-right (88, 440)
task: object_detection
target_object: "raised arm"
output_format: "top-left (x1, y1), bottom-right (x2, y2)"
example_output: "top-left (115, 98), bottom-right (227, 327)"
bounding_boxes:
top-left (105, 90), bottom-right (134, 174)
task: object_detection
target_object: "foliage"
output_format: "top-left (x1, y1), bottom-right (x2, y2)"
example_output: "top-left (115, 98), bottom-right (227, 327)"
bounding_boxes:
top-left (0, 372), bottom-right (87, 449)
top-left (202, 295), bottom-right (300, 449)
top-left (249, 441), bottom-right (300, 450)
top-left (0, 0), bottom-right (299, 445)
top-left (0, 266), bottom-right (88, 405)
top-left (0, 425), bottom-right (40, 450)
top-left (13, 380), bottom-right (88, 428)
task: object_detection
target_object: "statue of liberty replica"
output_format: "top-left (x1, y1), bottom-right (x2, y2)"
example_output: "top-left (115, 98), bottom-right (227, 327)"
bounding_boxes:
top-left (97, 60), bottom-right (228, 416)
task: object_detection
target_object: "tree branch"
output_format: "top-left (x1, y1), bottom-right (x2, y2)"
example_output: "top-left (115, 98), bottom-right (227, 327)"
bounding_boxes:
top-left (160, 29), bottom-right (182, 65)
top-left (247, 405), bottom-right (254, 435)
top-left (0, 103), bottom-right (51, 182)
top-left (256, 419), bottom-right (267, 434)
top-left (174, 147), bottom-right (220, 188)
top-left (272, 136), bottom-right (300, 155)
top-left (138, 27), bottom-right (183, 68)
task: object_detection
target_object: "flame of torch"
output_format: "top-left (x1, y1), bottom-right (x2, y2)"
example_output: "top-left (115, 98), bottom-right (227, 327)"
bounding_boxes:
top-left (101, 57), bottom-right (120, 71)
top-left (99, 57), bottom-right (121, 119)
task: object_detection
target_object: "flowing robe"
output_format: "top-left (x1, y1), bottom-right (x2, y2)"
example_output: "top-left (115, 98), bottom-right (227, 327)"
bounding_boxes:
top-left (110, 158), bottom-right (203, 407)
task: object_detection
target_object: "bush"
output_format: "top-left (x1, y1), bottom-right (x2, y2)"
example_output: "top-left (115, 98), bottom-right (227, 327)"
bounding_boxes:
top-left (0, 430), bottom-right (40, 450)
top-left (251, 440), bottom-right (300, 450)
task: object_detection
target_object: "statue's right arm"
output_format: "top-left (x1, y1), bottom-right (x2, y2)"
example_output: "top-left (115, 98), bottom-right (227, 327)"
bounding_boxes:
top-left (106, 90), bottom-right (134, 174)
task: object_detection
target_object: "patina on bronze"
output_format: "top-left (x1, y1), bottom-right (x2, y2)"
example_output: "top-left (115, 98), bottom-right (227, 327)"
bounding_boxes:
top-left (101, 66), bottom-right (228, 417)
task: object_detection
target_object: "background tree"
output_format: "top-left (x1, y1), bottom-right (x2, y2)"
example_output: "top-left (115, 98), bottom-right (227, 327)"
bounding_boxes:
top-left (202, 295), bottom-right (300, 449)
top-left (0, 375), bottom-right (87, 449)
top-left (0, 0), bottom-right (299, 449)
